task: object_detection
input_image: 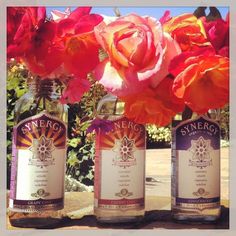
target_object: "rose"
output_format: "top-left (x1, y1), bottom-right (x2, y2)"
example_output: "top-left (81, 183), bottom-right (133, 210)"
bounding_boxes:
top-left (53, 7), bottom-right (103, 103)
top-left (53, 7), bottom-right (103, 78)
top-left (7, 7), bottom-right (103, 104)
top-left (7, 7), bottom-right (29, 55)
top-left (163, 13), bottom-right (211, 52)
top-left (94, 13), bottom-right (180, 96)
top-left (23, 21), bottom-right (63, 77)
top-left (169, 48), bottom-right (229, 113)
top-left (7, 7), bottom-right (64, 77)
top-left (122, 76), bottom-right (184, 126)
top-left (60, 77), bottom-right (91, 104)
top-left (7, 7), bottom-right (103, 78)
top-left (7, 7), bottom-right (46, 60)
top-left (200, 13), bottom-right (229, 57)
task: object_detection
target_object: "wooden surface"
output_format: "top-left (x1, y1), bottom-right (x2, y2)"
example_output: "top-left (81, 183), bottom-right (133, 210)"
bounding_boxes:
top-left (7, 192), bottom-right (229, 230)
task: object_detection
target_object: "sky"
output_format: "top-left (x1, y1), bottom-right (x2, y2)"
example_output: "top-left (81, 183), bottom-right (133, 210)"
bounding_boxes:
top-left (46, 6), bottom-right (229, 19)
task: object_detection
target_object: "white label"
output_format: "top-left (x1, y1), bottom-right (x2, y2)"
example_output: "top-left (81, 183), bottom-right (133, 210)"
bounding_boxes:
top-left (177, 149), bottom-right (220, 199)
top-left (100, 149), bottom-right (145, 201)
top-left (16, 149), bottom-right (66, 200)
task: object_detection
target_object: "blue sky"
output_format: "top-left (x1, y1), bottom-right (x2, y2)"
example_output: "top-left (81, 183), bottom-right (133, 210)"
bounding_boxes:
top-left (46, 6), bottom-right (229, 19)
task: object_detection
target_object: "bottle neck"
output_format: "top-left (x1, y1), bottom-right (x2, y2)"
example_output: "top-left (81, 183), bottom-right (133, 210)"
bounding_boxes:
top-left (97, 94), bottom-right (125, 117)
top-left (27, 77), bottom-right (60, 99)
top-left (173, 106), bottom-right (221, 127)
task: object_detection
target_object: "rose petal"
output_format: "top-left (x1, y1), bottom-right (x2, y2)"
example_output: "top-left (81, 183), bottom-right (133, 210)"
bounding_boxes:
top-left (150, 32), bottom-right (181, 87)
top-left (118, 13), bottom-right (147, 25)
top-left (63, 33), bottom-right (100, 77)
top-left (94, 59), bottom-right (125, 94)
top-left (57, 18), bottom-right (76, 37)
top-left (61, 77), bottom-right (91, 104)
top-left (159, 10), bottom-right (171, 25)
top-left (74, 14), bottom-right (103, 34)
top-left (169, 47), bottom-right (216, 77)
top-left (69, 7), bottom-right (92, 20)
top-left (122, 87), bottom-right (181, 126)
top-left (94, 59), bottom-right (148, 96)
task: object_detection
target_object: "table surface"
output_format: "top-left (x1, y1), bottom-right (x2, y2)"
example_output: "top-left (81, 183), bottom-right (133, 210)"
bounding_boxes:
top-left (7, 192), bottom-right (229, 230)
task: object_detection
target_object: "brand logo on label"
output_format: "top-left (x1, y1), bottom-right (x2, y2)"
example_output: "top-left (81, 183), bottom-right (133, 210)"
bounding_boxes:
top-left (29, 135), bottom-right (56, 167)
top-left (31, 188), bottom-right (50, 198)
top-left (192, 188), bottom-right (209, 197)
top-left (112, 135), bottom-right (137, 168)
top-left (115, 188), bottom-right (133, 198)
top-left (188, 136), bottom-right (213, 169)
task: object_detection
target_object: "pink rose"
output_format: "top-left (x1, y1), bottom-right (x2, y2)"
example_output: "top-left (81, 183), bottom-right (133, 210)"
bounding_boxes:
top-left (94, 14), bottom-right (180, 96)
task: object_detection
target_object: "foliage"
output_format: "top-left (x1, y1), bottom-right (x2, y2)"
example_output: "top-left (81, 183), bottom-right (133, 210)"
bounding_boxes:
top-left (7, 62), bottom-right (28, 188)
top-left (66, 75), bottom-right (107, 186)
top-left (146, 125), bottom-right (171, 147)
top-left (220, 105), bottom-right (229, 141)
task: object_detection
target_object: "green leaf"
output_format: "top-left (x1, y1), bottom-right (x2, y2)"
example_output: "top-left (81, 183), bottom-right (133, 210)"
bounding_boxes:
top-left (67, 150), bottom-right (79, 166)
top-left (68, 138), bottom-right (81, 148)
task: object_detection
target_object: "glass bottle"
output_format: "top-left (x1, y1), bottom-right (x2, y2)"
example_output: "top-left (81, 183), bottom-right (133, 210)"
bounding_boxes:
top-left (94, 94), bottom-right (146, 223)
top-left (8, 76), bottom-right (68, 228)
top-left (171, 108), bottom-right (221, 222)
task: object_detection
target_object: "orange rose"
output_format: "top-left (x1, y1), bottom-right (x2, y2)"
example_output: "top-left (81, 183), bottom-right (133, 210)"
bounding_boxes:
top-left (163, 13), bottom-right (211, 52)
top-left (122, 76), bottom-right (184, 126)
top-left (170, 48), bottom-right (229, 113)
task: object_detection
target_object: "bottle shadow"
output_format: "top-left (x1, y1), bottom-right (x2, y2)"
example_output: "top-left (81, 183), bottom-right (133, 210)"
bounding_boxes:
top-left (57, 205), bottom-right (229, 229)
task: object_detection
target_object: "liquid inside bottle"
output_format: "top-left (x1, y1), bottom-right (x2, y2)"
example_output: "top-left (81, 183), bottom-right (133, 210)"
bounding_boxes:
top-left (8, 77), bottom-right (68, 228)
top-left (171, 109), bottom-right (221, 222)
top-left (94, 94), bottom-right (146, 223)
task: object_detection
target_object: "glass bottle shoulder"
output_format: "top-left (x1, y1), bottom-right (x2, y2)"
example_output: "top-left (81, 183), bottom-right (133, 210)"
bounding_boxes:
top-left (97, 94), bottom-right (125, 120)
top-left (14, 91), bottom-right (67, 124)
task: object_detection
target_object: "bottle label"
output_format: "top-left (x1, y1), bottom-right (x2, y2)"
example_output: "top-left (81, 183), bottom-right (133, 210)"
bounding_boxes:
top-left (9, 112), bottom-right (67, 212)
top-left (95, 117), bottom-right (145, 210)
top-left (172, 116), bottom-right (220, 211)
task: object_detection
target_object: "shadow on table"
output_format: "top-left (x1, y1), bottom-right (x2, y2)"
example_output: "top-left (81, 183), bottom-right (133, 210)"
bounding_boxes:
top-left (58, 206), bottom-right (229, 229)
